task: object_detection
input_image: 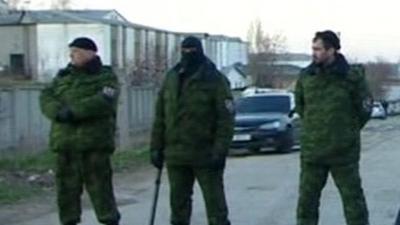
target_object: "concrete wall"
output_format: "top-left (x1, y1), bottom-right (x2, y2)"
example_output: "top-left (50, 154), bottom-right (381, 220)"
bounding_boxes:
top-left (0, 86), bottom-right (50, 155)
top-left (0, 85), bottom-right (158, 156)
top-left (201, 37), bottom-right (248, 70)
top-left (0, 26), bottom-right (25, 67)
top-left (1, 22), bottom-right (249, 82)
top-left (225, 69), bottom-right (249, 90)
top-left (0, 25), bottom-right (38, 76)
top-left (36, 23), bottom-right (112, 81)
top-left (134, 28), bottom-right (146, 65)
top-left (125, 27), bottom-right (135, 67)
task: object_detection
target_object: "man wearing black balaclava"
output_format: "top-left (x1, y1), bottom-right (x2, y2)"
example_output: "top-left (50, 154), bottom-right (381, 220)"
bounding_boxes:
top-left (178, 36), bottom-right (207, 94)
top-left (150, 36), bottom-right (235, 225)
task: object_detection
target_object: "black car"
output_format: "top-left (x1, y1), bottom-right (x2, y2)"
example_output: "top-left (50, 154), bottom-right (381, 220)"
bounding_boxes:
top-left (231, 91), bottom-right (301, 153)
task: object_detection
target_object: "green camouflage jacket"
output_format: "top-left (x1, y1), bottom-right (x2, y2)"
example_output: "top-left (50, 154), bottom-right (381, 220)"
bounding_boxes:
top-left (295, 54), bottom-right (372, 165)
top-left (40, 57), bottom-right (119, 153)
top-left (150, 59), bottom-right (235, 166)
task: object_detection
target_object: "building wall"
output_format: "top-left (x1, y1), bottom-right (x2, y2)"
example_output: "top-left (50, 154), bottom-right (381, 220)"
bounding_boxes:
top-left (0, 85), bottom-right (158, 156)
top-left (201, 37), bottom-right (248, 70)
top-left (166, 33), bottom-right (179, 67)
top-left (125, 27), bottom-right (136, 68)
top-left (147, 30), bottom-right (156, 64)
top-left (26, 25), bottom-right (39, 78)
top-left (2, 21), bottom-right (248, 82)
top-left (225, 69), bottom-right (249, 90)
top-left (0, 25), bottom-right (38, 77)
top-left (0, 86), bottom-right (50, 155)
top-left (36, 23), bottom-right (112, 81)
top-left (134, 28), bottom-right (145, 65)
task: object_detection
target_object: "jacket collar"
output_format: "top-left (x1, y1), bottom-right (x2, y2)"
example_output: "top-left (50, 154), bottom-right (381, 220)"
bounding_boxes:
top-left (302, 53), bottom-right (350, 77)
top-left (70, 56), bottom-right (103, 75)
top-left (173, 57), bottom-right (217, 82)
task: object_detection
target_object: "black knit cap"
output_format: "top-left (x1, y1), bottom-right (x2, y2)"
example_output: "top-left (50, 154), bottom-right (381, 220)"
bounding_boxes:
top-left (69, 37), bottom-right (98, 52)
top-left (313, 30), bottom-right (341, 50)
top-left (181, 36), bottom-right (204, 53)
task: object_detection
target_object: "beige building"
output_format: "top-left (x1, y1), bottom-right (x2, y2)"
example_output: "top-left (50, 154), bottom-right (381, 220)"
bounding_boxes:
top-left (0, 6), bottom-right (248, 82)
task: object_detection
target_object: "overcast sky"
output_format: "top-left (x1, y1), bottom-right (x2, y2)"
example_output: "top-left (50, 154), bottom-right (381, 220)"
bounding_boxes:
top-left (30, 0), bottom-right (400, 62)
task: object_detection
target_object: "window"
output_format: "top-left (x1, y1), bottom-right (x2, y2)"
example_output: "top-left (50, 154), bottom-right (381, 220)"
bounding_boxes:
top-left (236, 95), bottom-right (291, 114)
top-left (10, 54), bottom-right (25, 75)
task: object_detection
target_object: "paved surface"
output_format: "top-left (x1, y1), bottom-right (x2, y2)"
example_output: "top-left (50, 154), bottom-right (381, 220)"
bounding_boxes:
top-left (9, 117), bottom-right (400, 225)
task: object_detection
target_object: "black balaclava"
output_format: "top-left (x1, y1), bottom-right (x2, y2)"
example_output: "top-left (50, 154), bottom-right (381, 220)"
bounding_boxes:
top-left (180, 36), bottom-right (206, 75)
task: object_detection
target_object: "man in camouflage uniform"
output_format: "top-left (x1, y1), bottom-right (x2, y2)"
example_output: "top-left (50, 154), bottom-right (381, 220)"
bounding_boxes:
top-left (150, 36), bottom-right (234, 225)
top-left (295, 31), bottom-right (372, 225)
top-left (40, 37), bottom-right (120, 225)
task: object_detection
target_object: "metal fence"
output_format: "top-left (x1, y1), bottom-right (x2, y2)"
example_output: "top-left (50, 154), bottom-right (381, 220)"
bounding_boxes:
top-left (0, 84), bottom-right (158, 157)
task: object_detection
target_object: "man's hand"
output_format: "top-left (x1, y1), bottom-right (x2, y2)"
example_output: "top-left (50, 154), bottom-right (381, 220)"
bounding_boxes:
top-left (209, 154), bottom-right (226, 170)
top-left (56, 105), bottom-right (74, 123)
top-left (102, 86), bottom-right (117, 102)
top-left (151, 150), bottom-right (164, 170)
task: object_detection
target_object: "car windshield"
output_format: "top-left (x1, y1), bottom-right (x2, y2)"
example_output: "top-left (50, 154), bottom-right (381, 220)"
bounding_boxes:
top-left (235, 95), bottom-right (291, 114)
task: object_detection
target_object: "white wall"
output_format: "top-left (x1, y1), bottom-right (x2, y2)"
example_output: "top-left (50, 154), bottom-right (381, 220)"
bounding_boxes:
top-left (135, 29), bottom-right (146, 64)
top-left (115, 25), bottom-right (124, 69)
top-left (225, 40), bottom-right (248, 67)
top-left (36, 23), bottom-right (111, 82)
top-left (203, 38), bottom-right (249, 70)
top-left (0, 25), bottom-right (38, 77)
top-left (15, 22), bottom-right (249, 82)
top-left (147, 30), bottom-right (157, 63)
top-left (125, 27), bottom-right (136, 67)
top-left (225, 68), bottom-right (249, 89)
top-left (386, 85), bottom-right (400, 101)
top-left (0, 26), bottom-right (25, 68)
top-left (167, 33), bottom-right (179, 67)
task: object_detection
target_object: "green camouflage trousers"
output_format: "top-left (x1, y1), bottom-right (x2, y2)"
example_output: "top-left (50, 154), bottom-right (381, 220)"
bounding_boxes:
top-left (297, 161), bottom-right (369, 225)
top-left (167, 165), bottom-right (230, 225)
top-left (55, 151), bottom-right (120, 225)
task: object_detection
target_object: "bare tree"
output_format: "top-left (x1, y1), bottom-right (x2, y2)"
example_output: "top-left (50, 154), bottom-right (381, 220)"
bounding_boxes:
top-left (127, 47), bottom-right (168, 86)
top-left (364, 59), bottom-right (397, 100)
top-left (51, 0), bottom-right (71, 10)
top-left (247, 19), bottom-right (287, 87)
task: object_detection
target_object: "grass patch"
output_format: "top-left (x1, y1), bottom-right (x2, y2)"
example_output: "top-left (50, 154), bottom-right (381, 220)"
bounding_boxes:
top-left (0, 151), bottom-right (56, 205)
top-left (0, 181), bottom-right (42, 205)
top-left (0, 147), bottom-right (149, 205)
top-left (0, 151), bottom-right (56, 173)
top-left (112, 147), bottom-right (150, 172)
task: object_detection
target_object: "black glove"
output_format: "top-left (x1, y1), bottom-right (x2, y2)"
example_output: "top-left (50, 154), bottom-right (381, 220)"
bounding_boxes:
top-left (151, 150), bottom-right (164, 170)
top-left (56, 105), bottom-right (74, 123)
top-left (209, 154), bottom-right (226, 170)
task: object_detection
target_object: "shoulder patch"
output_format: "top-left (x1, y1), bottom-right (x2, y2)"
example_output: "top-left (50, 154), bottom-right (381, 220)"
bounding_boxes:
top-left (225, 99), bottom-right (235, 114)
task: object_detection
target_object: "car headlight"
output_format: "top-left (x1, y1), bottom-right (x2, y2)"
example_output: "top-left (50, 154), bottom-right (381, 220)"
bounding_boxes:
top-left (259, 121), bottom-right (281, 130)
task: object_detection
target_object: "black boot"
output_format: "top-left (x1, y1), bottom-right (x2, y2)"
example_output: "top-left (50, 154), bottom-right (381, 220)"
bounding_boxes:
top-left (105, 222), bottom-right (119, 225)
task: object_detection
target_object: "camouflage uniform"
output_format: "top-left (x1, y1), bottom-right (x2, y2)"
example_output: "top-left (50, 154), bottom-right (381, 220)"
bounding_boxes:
top-left (40, 56), bottom-right (120, 225)
top-left (294, 54), bottom-right (372, 225)
top-left (151, 58), bottom-right (234, 225)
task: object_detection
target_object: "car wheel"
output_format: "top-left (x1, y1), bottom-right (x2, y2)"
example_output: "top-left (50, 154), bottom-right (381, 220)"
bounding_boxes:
top-left (249, 147), bottom-right (261, 154)
top-left (276, 143), bottom-right (292, 153)
top-left (276, 130), bottom-right (294, 153)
